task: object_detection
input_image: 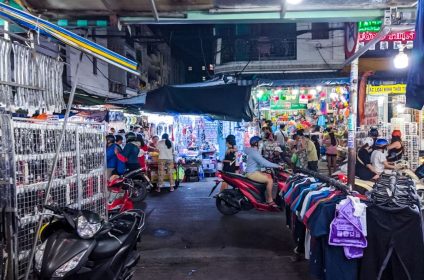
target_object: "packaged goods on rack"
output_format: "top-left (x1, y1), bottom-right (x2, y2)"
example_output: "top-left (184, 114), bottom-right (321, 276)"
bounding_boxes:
top-left (0, 117), bottom-right (107, 279)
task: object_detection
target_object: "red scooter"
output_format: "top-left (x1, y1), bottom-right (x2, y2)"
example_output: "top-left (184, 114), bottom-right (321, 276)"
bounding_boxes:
top-left (209, 168), bottom-right (291, 215)
top-left (107, 177), bottom-right (135, 216)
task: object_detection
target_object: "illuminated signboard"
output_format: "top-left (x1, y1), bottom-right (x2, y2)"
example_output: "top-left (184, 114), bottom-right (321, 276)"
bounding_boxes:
top-left (358, 20), bottom-right (382, 32)
top-left (359, 31), bottom-right (416, 42)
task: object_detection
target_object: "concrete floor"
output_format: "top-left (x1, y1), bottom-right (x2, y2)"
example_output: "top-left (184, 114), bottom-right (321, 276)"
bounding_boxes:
top-left (134, 178), bottom-right (310, 280)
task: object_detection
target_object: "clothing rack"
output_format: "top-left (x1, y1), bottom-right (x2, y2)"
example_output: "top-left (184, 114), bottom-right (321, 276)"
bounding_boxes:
top-left (294, 167), bottom-right (350, 194)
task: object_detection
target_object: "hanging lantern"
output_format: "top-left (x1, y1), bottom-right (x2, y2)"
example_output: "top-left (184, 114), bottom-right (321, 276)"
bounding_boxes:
top-left (307, 94), bottom-right (313, 100)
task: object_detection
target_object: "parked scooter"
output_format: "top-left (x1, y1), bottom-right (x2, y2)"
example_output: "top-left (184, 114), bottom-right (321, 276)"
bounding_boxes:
top-left (209, 168), bottom-right (291, 215)
top-left (109, 168), bottom-right (152, 203)
top-left (35, 205), bottom-right (145, 280)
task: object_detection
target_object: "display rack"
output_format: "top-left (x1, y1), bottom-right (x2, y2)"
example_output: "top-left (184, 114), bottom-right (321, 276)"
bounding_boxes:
top-left (0, 116), bottom-right (107, 279)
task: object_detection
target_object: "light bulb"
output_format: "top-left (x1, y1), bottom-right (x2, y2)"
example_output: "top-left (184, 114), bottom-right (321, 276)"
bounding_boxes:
top-left (316, 85), bottom-right (323, 91)
top-left (396, 104), bottom-right (405, 114)
top-left (256, 89), bottom-right (264, 98)
top-left (286, 0), bottom-right (303, 4)
top-left (394, 51), bottom-right (409, 69)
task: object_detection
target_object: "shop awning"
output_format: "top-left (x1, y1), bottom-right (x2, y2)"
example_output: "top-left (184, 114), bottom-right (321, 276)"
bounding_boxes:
top-left (0, 2), bottom-right (138, 75)
top-left (254, 72), bottom-right (350, 87)
top-left (109, 93), bottom-right (147, 106)
top-left (406, 0), bottom-right (424, 109)
top-left (110, 83), bottom-right (254, 121)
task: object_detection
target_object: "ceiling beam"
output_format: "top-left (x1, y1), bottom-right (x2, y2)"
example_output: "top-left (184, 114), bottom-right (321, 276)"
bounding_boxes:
top-left (121, 9), bottom-right (409, 25)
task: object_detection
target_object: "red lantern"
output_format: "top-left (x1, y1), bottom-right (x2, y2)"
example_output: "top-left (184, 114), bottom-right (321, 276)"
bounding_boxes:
top-left (307, 94), bottom-right (313, 100)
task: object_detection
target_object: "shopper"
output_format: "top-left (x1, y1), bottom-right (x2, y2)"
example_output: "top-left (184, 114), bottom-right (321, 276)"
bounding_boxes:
top-left (245, 136), bottom-right (282, 207)
top-left (305, 135), bottom-right (319, 172)
top-left (262, 128), bottom-right (282, 163)
top-left (109, 127), bottom-right (116, 135)
top-left (116, 132), bottom-right (141, 171)
top-left (115, 135), bottom-right (124, 149)
top-left (356, 137), bottom-right (379, 181)
top-left (106, 135), bottom-right (118, 178)
top-left (274, 124), bottom-right (288, 148)
top-left (387, 130), bottom-right (404, 162)
top-left (371, 138), bottom-right (396, 174)
top-left (148, 135), bottom-right (160, 152)
top-left (136, 134), bottom-right (149, 170)
top-left (220, 135), bottom-right (238, 191)
top-left (323, 128), bottom-right (338, 175)
top-left (157, 133), bottom-right (175, 192)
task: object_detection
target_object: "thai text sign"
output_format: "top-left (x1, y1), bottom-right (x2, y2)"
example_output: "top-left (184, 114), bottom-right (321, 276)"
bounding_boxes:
top-left (367, 84), bottom-right (406, 95)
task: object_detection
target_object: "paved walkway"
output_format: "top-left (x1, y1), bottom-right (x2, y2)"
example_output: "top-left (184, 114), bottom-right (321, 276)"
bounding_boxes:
top-left (134, 178), bottom-right (311, 280)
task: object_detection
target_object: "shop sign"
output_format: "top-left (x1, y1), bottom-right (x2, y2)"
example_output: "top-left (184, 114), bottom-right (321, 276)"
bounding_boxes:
top-left (345, 23), bottom-right (358, 59)
top-left (270, 102), bottom-right (307, 110)
top-left (367, 84), bottom-right (406, 95)
top-left (364, 100), bottom-right (378, 125)
top-left (359, 31), bottom-right (416, 42)
top-left (358, 20), bottom-right (382, 32)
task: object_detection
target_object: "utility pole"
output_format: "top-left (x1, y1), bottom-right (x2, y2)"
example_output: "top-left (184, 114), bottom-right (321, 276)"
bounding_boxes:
top-left (347, 48), bottom-right (359, 187)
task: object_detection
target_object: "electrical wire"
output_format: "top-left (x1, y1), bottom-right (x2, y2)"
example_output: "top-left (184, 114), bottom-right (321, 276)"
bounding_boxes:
top-left (199, 30), bottom-right (212, 78)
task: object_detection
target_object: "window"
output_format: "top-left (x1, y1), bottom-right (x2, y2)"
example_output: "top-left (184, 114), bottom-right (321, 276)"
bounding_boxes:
top-left (312, 23), bottom-right (330, 40)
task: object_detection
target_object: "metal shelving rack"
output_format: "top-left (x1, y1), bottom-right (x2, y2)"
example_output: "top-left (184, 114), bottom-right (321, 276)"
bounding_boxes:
top-left (0, 116), bottom-right (107, 279)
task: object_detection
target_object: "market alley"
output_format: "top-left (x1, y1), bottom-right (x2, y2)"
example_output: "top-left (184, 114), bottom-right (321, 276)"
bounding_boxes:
top-left (134, 179), bottom-right (309, 280)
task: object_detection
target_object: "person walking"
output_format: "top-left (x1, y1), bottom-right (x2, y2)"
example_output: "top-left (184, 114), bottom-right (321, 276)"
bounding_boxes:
top-left (274, 124), bottom-right (288, 148)
top-left (157, 133), bottom-right (176, 192)
top-left (323, 128), bottom-right (338, 175)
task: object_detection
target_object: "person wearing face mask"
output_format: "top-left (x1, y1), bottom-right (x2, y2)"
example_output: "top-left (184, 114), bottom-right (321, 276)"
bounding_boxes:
top-left (356, 137), bottom-right (379, 181)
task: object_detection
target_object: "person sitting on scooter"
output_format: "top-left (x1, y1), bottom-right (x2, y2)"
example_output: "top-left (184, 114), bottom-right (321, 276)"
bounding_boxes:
top-left (371, 138), bottom-right (396, 175)
top-left (107, 135), bottom-right (118, 178)
top-left (356, 137), bottom-right (379, 181)
top-left (368, 127), bottom-right (379, 149)
top-left (116, 132), bottom-right (141, 171)
top-left (387, 130), bottom-right (404, 162)
top-left (245, 136), bottom-right (283, 207)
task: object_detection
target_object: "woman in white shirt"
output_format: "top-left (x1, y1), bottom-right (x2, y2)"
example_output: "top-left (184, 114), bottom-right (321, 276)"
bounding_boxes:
top-left (157, 133), bottom-right (175, 192)
top-left (371, 138), bottom-right (396, 174)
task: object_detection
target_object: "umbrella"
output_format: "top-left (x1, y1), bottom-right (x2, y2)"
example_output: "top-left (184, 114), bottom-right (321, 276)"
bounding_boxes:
top-left (406, 0), bottom-right (424, 109)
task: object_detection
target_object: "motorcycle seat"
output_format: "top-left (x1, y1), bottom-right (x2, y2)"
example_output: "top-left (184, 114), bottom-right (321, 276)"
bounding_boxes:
top-left (222, 172), bottom-right (267, 191)
top-left (90, 220), bottom-right (135, 260)
top-left (124, 168), bottom-right (142, 178)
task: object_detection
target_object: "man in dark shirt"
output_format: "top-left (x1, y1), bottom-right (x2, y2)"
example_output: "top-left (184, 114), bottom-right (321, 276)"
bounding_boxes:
top-left (355, 137), bottom-right (379, 181)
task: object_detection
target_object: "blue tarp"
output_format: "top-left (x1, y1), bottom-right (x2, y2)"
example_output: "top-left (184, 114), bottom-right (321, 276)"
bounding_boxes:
top-left (406, 0), bottom-right (424, 109)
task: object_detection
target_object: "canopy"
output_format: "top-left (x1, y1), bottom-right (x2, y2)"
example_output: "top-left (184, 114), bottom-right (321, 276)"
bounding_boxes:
top-left (406, 0), bottom-right (424, 109)
top-left (112, 83), bottom-right (254, 121)
top-left (0, 2), bottom-right (138, 75)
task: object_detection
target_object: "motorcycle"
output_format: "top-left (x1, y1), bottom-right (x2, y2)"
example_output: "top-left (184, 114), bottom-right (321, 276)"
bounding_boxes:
top-left (109, 168), bottom-right (152, 203)
top-left (209, 168), bottom-right (291, 215)
top-left (107, 178), bottom-right (135, 216)
top-left (35, 205), bottom-right (145, 280)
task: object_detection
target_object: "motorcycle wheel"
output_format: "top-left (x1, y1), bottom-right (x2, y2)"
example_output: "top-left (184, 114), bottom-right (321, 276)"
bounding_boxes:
top-left (216, 190), bottom-right (240, 215)
top-left (131, 181), bottom-right (148, 202)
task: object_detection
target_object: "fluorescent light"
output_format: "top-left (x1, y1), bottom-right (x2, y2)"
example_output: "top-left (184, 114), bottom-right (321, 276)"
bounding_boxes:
top-left (286, 0), bottom-right (303, 4)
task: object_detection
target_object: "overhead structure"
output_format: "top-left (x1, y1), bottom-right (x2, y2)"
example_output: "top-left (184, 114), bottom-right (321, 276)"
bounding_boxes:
top-left (110, 82), bottom-right (254, 121)
top-left (17, 0), bottom-right (418, 24)
top-left (0, 2), bottom-right (139, 74)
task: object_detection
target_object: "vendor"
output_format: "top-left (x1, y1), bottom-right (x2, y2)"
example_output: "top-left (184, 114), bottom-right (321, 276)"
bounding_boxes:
top-left (387, 130), bottom-right (404, 162)
top-left (148, 135), bottom-right (160, 152)
top-left (355, 137), bottom-right (379, 181)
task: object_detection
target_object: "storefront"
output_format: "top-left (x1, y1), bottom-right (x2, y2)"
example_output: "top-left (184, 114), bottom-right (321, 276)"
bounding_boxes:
top-left (254, 83), bottom-right (350, 135)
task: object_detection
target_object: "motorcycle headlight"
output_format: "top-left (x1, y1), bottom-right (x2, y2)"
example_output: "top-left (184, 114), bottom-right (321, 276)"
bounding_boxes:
top-left (53, 250), bottom-right (86, 278)
top-left (77, 215), bottom-right (101, 239)
top-left (34, 241), bottom-right (47, 272)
